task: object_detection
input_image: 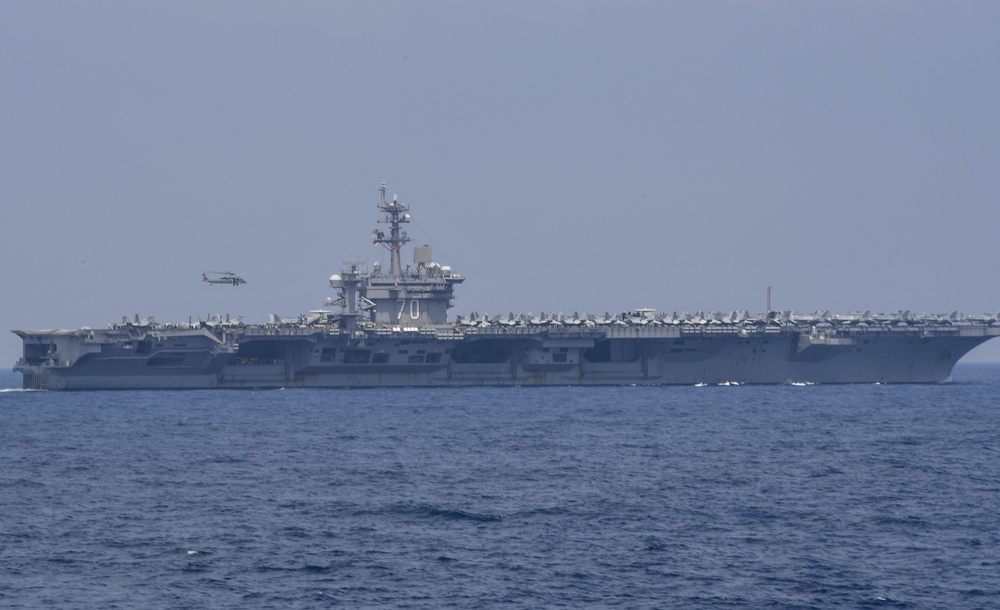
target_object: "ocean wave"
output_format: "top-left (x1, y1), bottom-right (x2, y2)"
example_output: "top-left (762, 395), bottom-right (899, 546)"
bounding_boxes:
top-left (381, 502), bottom-right (505, 522)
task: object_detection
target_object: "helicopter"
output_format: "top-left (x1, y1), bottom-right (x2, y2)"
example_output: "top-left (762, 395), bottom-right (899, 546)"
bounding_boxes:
top-left (202, 271), bottom-right (247, 286)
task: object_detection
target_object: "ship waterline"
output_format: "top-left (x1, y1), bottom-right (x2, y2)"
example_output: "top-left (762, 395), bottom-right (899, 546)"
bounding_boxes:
top-left (13, 184), bottom-right (1000, 390)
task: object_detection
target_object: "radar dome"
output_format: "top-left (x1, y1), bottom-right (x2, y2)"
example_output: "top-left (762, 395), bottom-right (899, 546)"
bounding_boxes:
top-left (329, 274), bottom-right (343, 288)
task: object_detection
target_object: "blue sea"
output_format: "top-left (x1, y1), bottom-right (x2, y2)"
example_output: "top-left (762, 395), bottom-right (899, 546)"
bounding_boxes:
top-left (2, 365), bottom-right (999, 609)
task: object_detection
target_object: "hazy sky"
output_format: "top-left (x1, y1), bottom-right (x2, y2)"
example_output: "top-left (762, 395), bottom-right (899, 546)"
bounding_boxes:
top-left (3, 1), bottom-right (1000, 365)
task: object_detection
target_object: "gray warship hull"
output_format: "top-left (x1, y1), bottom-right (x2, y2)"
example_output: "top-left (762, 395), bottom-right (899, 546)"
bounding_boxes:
top-left (13, 183), bottom-right (1000, 389)
top-left (14, 322), bottom-right (998, 390)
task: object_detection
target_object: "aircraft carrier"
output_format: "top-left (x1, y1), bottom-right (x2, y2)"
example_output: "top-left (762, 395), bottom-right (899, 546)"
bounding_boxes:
top-left (13, 184), bottom-right (1000, 390)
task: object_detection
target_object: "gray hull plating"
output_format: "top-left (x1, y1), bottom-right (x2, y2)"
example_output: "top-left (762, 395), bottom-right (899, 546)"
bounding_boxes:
top-left (15, 324), bottom-right (997, 390)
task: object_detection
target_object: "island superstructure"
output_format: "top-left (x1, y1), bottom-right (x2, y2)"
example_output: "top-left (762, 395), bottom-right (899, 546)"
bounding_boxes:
top-left (13, 184), bottom-right (1000, 389)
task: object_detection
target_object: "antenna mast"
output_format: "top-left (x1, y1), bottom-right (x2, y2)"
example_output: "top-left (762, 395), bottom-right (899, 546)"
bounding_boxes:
top-left (371, 182), bottom-right (411, 277)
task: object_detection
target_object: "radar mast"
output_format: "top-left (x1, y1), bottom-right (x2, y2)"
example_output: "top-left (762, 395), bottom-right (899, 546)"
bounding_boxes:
top-left (371, 182), bottom-right (411, 277)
